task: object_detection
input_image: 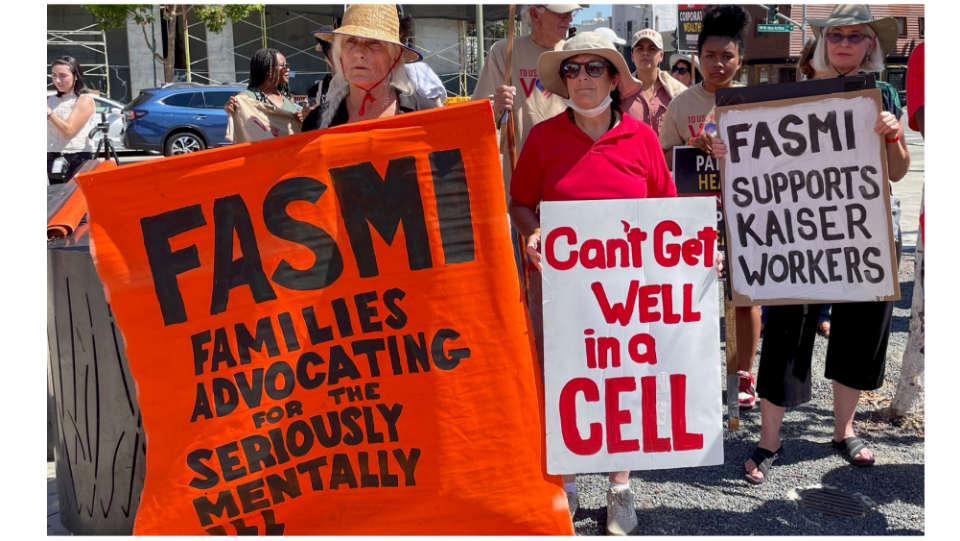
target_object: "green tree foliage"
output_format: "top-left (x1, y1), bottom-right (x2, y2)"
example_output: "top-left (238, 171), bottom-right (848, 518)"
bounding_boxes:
top-left (81, 4), bottom-right (264, 83)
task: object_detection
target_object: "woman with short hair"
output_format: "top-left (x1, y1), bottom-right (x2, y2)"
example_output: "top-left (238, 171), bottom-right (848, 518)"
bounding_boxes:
top-left (301, 4), bottom-right (437, 132)
top-left (509, 32), bottom-right (674, 536)
top-left (47, 56), bottom-right (97, 184)
top-left (712, 5), bottom-right (911, 485)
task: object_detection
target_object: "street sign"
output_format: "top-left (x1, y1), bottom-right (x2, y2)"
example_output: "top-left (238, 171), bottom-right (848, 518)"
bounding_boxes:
top-left (757, 24), bottom-right (794, 32)
top-left (677, 5), bottom-right (706, 53)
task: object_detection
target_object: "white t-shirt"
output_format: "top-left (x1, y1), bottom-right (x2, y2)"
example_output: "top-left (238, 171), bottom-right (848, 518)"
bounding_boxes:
top-left (47, 94), bottom-right (97, 153)
top-left (405, 63), bottom-right (447, 101)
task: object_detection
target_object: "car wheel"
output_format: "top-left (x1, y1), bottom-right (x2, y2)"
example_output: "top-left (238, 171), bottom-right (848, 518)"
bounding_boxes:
top-left (164, 131), bottom-right (206, 156)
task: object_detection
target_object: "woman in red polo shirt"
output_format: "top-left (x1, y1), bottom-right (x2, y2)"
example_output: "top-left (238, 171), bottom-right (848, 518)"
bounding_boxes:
top-left (508, 31), bottom-right (675, 537)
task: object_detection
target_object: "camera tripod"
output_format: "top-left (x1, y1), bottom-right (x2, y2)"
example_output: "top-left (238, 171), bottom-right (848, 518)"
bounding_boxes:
top-left (87, 112), bottom-right (120, 166)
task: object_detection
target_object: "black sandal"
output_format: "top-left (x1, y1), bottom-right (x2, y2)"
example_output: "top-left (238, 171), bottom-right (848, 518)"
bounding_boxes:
top-left (743, 445), bottom-right (782, 485)
top-left (832, 437), bottom-right (875, 467)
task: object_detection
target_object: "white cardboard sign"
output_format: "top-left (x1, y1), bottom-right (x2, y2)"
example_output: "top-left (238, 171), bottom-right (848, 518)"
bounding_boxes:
top-left (541, 198), bottom-right (723, 475)
top-left (717, 91), bottom-right (899, 306)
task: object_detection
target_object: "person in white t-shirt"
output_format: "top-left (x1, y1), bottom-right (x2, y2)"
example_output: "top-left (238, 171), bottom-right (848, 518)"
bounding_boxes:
top-left (47, 56), bottom-right (96, 184)
top-left (397, 11), bottom-right (448, 106)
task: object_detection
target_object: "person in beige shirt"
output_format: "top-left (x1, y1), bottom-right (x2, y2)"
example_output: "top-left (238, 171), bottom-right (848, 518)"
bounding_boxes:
top-left (620, 29), bottom-right (687, 136)
top-left (472, 4), bottom-right (581, 200)
top-left (658, 4), bottom-right (763, 444)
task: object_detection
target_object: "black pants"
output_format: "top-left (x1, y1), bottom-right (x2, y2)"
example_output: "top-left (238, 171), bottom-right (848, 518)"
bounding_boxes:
top-left (48, 152), bottom-right (93, 185)
top-left (757, 236), bottom-right (902, 408)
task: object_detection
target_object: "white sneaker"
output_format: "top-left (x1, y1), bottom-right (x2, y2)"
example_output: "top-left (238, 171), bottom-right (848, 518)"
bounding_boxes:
top-left (566, 491), bottom-right (579, 517)
top-left (605, 487), bottom-right (639, 536)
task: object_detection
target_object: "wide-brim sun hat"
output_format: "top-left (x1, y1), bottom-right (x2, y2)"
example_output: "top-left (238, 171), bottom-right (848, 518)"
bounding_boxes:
top-left (594, 27), bottom-right (626, 46)
top-left (538, 32), bottom-right (642, 100)
top-left (807, 4), bottom-right (899, 57)
top-left (669, 53), bottom-right (700, 71)
top-left (544, 5), bottom-right (584, 15)
top-left (312, 4), bottom-right (422, 63)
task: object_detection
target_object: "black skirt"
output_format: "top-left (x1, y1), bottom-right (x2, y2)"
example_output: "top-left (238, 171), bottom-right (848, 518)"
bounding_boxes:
top-left (756, 237), bottom-right (902, 408)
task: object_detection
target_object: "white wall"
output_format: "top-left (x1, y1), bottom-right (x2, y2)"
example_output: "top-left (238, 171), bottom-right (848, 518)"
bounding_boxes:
top-left (410, 18), bottom-right (461, 76)
top-left (125, 6), bottom-right (164, 95)
top-left (206, 23), bottom-right (237, 84)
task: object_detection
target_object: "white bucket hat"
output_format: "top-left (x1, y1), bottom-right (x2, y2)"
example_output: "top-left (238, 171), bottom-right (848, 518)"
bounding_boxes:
top-left (595, 27), bottom-right (627, 46)
top-left (669, 53), bottom-right (700, 71)
top-left (538, 32), bottom-right (642, 99)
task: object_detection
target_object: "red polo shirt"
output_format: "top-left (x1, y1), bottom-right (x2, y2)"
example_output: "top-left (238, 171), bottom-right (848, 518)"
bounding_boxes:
top-left (510, 110), bottom-right (676, 208)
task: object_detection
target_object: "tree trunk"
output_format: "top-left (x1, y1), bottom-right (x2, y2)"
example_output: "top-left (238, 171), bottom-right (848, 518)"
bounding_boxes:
top-left (892, 202), bottom-right (924, 416)
top-left (163, 5), bottom-right (178, 83)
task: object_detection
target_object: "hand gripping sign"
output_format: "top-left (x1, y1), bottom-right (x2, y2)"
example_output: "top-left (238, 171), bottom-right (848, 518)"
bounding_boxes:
top-left (76, 101), bottom-right (574, 535)
top-left (716, 89), bottom-right (900, 306)
top-left (540, 198), bottom-right (723, 475)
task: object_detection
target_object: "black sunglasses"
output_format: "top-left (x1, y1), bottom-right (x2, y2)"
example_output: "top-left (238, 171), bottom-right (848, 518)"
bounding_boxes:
top-left (824, 32), bottom-right (869, 45)
top-left (672, 66), bottom-right (689, 75)
top-left (561, 60), bottom-right (607, 79)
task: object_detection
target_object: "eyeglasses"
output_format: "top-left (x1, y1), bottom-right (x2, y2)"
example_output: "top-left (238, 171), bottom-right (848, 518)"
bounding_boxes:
top-left (561, 60), bottom-right (607, 79)
top-left (824, 32), bottom-right (869, 45)
top-left (672, 66), bottom-right (689, 75)
top-left (278, 62), bottom-right (290, 69)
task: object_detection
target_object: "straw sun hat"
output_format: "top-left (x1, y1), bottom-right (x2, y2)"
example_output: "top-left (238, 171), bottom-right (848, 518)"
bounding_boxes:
top-left (538, 32), bottom-right (642, 100)
top-left (312, 4), bottom-right (422, 63)
top-left (807, 4), bottom-right (899, 57)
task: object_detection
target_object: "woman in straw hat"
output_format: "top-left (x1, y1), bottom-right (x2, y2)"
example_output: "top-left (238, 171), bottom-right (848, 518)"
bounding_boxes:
top-left (710, 5), bottom-right (912, 485)
top-left (302, 4), bottom-right (437, 132)
top-left (509, 31), bottom-right (676, 536)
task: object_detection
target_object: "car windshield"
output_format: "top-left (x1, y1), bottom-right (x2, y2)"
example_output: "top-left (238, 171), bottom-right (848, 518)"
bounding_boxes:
top-left (127, 91), bottom-right (156, 109)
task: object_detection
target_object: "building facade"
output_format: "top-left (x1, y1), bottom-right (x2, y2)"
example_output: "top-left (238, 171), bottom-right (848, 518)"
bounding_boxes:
top-left (741, 4), bottom-right (924, 98)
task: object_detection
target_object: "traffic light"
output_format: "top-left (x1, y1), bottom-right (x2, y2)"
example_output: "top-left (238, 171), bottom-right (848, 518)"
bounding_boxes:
top-left (568, 26), bottom-right (577, 39)
top-left (664, 30), bottom-right (678, 52)
top-left (767, 5), bottom-right (780, 23)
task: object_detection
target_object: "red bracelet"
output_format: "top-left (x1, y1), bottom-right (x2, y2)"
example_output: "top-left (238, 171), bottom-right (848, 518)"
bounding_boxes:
top-left (885, 133), bottom-right (900, 144)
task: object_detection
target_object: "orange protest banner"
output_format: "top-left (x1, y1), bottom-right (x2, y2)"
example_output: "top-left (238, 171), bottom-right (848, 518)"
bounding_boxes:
top-left (76, 101), bottom-right (573, 535)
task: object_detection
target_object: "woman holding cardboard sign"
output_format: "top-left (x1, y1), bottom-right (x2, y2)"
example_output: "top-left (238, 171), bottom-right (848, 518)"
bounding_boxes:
top-left (509, 32), bottom-right (675, 536)
top-left (711, 5), bottom-right (911, 485)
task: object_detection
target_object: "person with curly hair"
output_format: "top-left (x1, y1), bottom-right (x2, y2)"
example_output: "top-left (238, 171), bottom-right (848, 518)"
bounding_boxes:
top-left (659, 4), bottom-right (763, 413)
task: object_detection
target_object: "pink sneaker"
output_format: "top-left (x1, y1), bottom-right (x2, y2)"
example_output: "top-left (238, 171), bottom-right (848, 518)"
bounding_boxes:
top-left (738, 370), bottom-right (757, 410)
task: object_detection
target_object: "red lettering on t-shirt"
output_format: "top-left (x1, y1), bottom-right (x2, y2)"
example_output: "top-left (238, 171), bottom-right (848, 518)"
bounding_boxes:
top-left (520, 77), bottom-right (538, 98)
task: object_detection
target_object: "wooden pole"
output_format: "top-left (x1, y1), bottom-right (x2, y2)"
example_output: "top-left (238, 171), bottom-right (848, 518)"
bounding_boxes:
top-left (502, 5), bottom-right (519, 170)
top-left (500, 5), bottom-right (528, 292)
top-left (724, 297), bottom-right (740, 429)
top-left (691, 52), bottom-right (697, 86)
